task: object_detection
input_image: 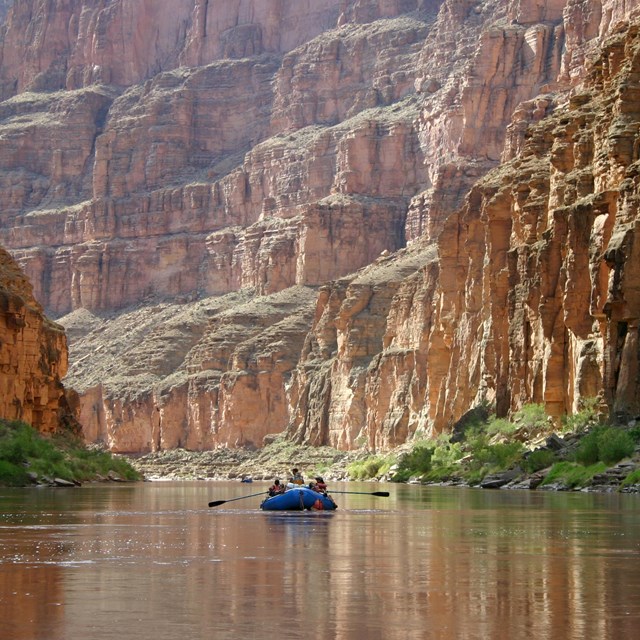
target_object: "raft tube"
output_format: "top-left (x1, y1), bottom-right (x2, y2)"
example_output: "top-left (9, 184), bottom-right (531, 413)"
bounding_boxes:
top-left (260, 486), bottom-right (337, 511)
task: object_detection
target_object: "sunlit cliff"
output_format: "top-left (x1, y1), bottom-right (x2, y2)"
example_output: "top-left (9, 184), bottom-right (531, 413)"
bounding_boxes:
top-left (0, 0), bottom-right (638, 450)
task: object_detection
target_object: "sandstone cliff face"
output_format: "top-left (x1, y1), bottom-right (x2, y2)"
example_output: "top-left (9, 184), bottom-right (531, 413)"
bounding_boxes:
top-left (0, 245), bottom-right (77, 433)
top-left (1, 0), bottom-right (639, 452)
top-left (288, 7), bottom-right (640, 450)
top-left (0, 1), bottom-right (11, 24)
top-left (62, 287), bottom-right (316, 452)
top-left (1, 5), bottom-right (434, 316)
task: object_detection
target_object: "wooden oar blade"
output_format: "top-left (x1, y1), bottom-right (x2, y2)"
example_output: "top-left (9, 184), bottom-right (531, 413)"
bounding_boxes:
top-left (208, 500), bottom-right (227, 507)
top-left (371, 491), bottom-right (390, 497)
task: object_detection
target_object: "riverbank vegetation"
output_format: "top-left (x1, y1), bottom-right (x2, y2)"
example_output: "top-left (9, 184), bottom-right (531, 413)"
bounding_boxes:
top-left (0, 419), bottom-right (141, 487)
top-left (349, 402), bottom-right (640, 492)
top-left (4, 402), bottom-right (636, 492)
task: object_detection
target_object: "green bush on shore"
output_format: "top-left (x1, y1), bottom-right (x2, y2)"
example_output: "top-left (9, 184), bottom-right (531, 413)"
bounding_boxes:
top-left (347, 456), bottom-right (393, 480)
top-left (392, 443), bottom-right (434, 482)
top-left (541, 461), bottom-right (607, 488)
top-left (0, 419), bottom-right (141, 487)
top-left (522, 448), bottom-right (558, 474)
top-left (562, 397), bottom-right (601, 433)
top-left (575, 426), bottom-right (635, 466)
top-left (621, 469), bottom-right (640, 488)
top-left (349, 402), bottom-right (638, 490)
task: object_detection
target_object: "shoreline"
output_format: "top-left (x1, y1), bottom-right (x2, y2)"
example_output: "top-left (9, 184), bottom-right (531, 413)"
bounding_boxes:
top-left (124, 442), bottom-right (640, 495)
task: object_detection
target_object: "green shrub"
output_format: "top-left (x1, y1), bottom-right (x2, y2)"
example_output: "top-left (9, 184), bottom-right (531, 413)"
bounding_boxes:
top-left (451, 439), bottom-right (525, 485)
top-left (65, 446), bottom-right (140, 481)
top-left (562, 397), bottom-right (601, 433)
top-left (0, 419), bottom-right (141, 486)
top-left (0, 420), bottom-right (51, 464)
top-left (628, 425), bottom-right (640, 443)
top-left (431, 439), bottom-right (463, 468)
top-left (465, 468), bottom-right (488, 485)
top-left (621, 469), bottom-right (640, 488)
top-left (486, 418), bottom-right (517, 438)
top-left (473, 441), bottom-right (524, 470)
top-left (347, 460), bottom-right (366, 480)
top-left (542, 461), bottom-right (607, 488)
top-left (575, 429), bottom-right (601, 465)
top-left (513, 403), bottom-right (548, 431)
top-left (423, 465), bottom-right (459, 482)
top-left (0, 459), bottom-right (29, 486)
top-left (465, 426), bottom-right (489, 451)
top-left (598, 428), bottom-right (635, 465)
top-left (523, 449), bottom-right (557, 473)
top-left (391, 444), bottom-right (434, 482)
top-left (348, 456), bottom-right (392, 480)
top-left (575, 427), bottom-right (635, 466)
top-left (362, 458), bottom-right (384, 478)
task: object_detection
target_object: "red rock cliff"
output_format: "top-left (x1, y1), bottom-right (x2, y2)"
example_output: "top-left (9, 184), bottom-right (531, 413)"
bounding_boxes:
top-left (0, 245), bottom-right (78, 433)
top-left (0, 0), bottom-right (638, 452)
top-left (288, 6), bottom-right (640, 450)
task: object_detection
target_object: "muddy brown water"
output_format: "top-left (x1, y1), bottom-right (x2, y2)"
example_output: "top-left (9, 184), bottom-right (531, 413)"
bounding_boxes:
top-left (1, 482), bottom-right (639, 640)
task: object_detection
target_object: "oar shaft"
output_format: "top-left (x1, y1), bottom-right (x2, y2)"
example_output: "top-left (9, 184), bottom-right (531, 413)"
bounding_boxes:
top-left (208, 490), bottom-right (266, 507)
top-left (329, 490), bottom-right (390, 497)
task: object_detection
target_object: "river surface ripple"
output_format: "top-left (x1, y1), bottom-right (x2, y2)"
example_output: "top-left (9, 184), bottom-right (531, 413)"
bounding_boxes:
top-left (1, 482), bottom-right (639, 640)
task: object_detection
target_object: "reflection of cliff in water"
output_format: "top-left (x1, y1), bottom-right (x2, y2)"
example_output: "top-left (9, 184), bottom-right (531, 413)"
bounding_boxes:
top-left (0, 491), bottom-right (73, 640)
top-left (260, 510), bottom-right (337, 633)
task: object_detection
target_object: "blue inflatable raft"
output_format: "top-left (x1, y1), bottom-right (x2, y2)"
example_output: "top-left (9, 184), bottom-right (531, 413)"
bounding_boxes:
top-left (260, 486), bottom-right (337, 511)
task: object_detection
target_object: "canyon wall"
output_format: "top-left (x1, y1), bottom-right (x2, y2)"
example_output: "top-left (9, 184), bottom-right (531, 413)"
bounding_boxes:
top-left (0, 0), bottom-right (638, 451)
top-left (0, 3), bottom-right (438, 316)
top-left (0, 1), bottom-right (11, 24)
top-left (0, 245), bottom-right (78, 433)
top-left (288, 6), bottom-right (640, 450)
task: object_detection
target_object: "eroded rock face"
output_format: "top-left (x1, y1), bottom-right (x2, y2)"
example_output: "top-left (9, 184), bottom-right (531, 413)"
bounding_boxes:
top-left (0, 0), bottom-right (325, 96)
top-left (288, 12), bottom-right (640, 450)
top-left (1, 5), bottom-right (435, 317)
top-left (62, 288), bottom-right (316, 452)
top-left (0, 246), bottom-right (78, 434)
top-left (2, 0), bottom-right (640, 452)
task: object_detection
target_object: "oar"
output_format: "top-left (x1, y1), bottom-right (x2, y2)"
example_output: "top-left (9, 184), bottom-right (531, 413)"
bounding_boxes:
top-left (208, 491), bottom-right (266, 507)
top-left (328, 490), bottom-right (390, 497)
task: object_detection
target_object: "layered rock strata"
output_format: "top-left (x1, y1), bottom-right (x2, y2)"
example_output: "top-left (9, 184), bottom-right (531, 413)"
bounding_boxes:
top-left (1, 0), bottom-right (639, 452)
top-left (1, 7), bottom-right (437, 316)
top-left (288, 12), bottom-right (640, 450)
top-left (63, 287), bottom-right (316, 452)
top-left (0, 245), bottom-right (78, 433)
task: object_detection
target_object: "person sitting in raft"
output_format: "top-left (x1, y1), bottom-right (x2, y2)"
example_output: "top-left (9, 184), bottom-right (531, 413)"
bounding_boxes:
top-left (289, 468), bottom-right (304, 485)
top-left (268, 479), bottom-right (286, 496)
top-left (313, 477), bottom-right (327, 494)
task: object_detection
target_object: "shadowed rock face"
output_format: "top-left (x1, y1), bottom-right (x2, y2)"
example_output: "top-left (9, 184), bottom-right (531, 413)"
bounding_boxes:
top-left (0, 1), bottom-right (12, 23)
top-left (0, 0), bottom-right (639, 451)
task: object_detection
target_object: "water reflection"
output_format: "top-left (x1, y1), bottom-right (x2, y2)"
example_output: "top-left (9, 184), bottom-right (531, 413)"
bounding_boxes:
top-left (0, 483), bottom-right (639, 640)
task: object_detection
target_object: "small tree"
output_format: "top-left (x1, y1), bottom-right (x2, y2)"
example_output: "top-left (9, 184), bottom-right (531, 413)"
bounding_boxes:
top-left (575, 426), bottom-right (635, 466)
top-left (563, 397), bottom-right (601, 433)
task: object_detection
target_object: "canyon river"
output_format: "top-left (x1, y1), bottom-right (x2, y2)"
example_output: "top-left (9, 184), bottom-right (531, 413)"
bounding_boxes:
top-left (0, 482), bottom-right (639, 640)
